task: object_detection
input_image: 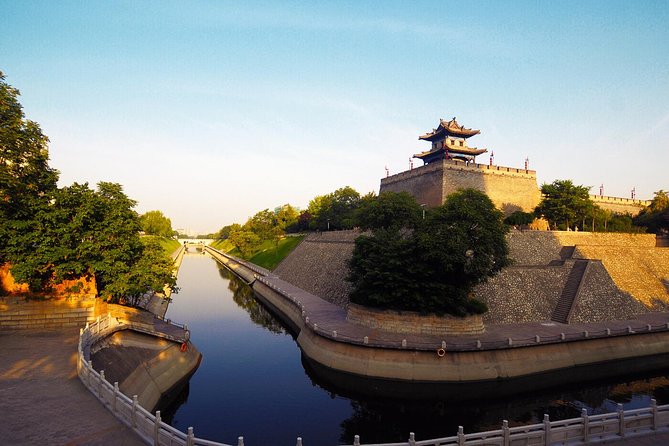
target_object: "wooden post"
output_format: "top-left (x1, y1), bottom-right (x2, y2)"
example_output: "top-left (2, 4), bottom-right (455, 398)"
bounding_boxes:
top-left (154, 410), bottom-right (161, 446)
top-left (502, 420), bottom-right (510, 446)
top-left (186, 427), bottom-right (194, 446)
top-left (353, 434), bottom-right (360, 446)
top-left (618, 403), bottom-right (625, 438)
top-left (652, 399), bottom-right (658, 430)
top-left (132, 395), bottom-right (138, 427)
top-left (457, 426), bottom-right (465, 446)
top-left (582, 408), bottom-right (589, 442)
top-left (543, 414), bottom-right (551, 445)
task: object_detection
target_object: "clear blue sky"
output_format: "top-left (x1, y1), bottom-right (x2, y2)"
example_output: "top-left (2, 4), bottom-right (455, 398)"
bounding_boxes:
top-left (2, 1), bottom-right (668, 234)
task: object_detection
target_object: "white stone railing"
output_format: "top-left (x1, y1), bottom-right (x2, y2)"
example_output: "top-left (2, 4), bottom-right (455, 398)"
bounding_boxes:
top-left (77, 314), bottom-right (237, 446)
top-left (341, 402), bottom-right (669, 446)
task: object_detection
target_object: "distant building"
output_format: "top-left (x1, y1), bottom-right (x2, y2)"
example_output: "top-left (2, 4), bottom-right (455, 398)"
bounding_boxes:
top-left (380, 117), bottom-right (649, 216)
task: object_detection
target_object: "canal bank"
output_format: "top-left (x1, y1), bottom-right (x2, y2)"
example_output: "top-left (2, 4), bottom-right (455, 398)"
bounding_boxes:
top-left (205, 245), bottom-right (669, 385)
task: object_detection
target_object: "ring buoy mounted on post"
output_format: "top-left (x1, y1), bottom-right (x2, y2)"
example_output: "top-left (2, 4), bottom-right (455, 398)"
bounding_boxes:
top-left (437, 348), bottom-right (446, 357)
top-left (180, 342), bottom-right (188, 352)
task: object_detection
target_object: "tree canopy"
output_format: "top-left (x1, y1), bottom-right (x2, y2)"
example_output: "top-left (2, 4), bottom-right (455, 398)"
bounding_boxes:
top-left (534, 179), bottom-right (595, 230)
top-left (140, 210), bottom-right (174, 237)
top-left (0, 72), bottom-right (177, 303)
top-left (0, 71), bottom-right (59, 267)
top-left (348, 189), bottom-right (508, 316)
top-left (634, 190), bottom-right (669, 235)
top-left (355, 191), bottom-right (422, 231)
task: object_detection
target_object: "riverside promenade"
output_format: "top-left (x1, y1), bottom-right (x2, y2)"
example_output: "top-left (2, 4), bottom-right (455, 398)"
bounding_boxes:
top-left (0, 329), bottom-right (144, 445)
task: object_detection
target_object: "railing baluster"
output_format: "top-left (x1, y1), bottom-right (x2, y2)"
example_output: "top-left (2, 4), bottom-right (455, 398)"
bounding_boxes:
top-left (582, 408), bottom-right (589, 442)
top-left (502, 420), bottom-right (510, 446)
top-left (652, 399), bottom-right (659, 430)
top-left (154, 410), bottom-right (161, 446)
top-left (543, 414), bottom-right (551, 445)
top-left (113, 382), bottom-right (119, 413)
top-left (618, 403), bottom-right (625, 438)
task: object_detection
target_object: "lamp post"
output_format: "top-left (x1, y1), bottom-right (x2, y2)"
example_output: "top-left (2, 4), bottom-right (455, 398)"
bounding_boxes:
top-left (420, 204), bottom-right (426, 220)
top-left (327, 218), bottom-right (330, 231)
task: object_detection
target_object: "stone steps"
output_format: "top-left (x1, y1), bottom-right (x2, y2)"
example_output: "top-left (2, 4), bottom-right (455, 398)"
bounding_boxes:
top-left (551, 260), bottom-right (588, 324)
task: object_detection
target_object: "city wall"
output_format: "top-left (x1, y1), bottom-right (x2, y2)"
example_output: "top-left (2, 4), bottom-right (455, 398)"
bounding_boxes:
top-left (590, 195), bottom-right (650, 216)
top-left (380, 159), bottom-right (541, 214)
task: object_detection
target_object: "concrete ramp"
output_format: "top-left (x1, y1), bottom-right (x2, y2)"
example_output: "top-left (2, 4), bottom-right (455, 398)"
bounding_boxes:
top-left (91, 330), bottom-right (201, 411)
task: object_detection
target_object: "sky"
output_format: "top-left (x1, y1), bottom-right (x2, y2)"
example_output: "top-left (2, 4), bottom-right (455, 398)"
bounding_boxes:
top-left (2, 1), bottom-right (668, 234)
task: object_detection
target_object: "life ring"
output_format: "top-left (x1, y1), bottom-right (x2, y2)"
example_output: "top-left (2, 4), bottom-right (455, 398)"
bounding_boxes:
top-left (437, 348), bottom-right (446, 357)
top-left (180, 342), bottom-right (188, 352)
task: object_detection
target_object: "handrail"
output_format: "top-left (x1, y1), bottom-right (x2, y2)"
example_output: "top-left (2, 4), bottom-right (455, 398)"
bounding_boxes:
top-left (81, 264), bottom-right (669, 444)
top-left (254, 274), bottom-right (669, 353)
top-left (78, 314), bottom-right (235, 446)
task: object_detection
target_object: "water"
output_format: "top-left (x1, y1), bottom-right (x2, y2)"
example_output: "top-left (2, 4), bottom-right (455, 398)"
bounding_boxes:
top-left (162, 251), bottom-right (669, 445)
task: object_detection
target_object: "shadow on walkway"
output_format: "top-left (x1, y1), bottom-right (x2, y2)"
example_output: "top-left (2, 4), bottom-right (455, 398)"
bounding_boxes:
top-left (0, 329), bottom-right (144, 446)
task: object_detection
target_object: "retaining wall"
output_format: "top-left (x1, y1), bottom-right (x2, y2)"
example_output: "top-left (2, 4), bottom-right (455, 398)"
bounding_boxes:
top-left (346, 303), bottom-right (485, 336)
top-left (0, 297), bottom-right (97, 330)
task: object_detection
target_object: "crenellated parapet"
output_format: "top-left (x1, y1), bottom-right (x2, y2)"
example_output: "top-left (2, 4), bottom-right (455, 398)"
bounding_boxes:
top-left (380, 158), bottom-right (541, 214)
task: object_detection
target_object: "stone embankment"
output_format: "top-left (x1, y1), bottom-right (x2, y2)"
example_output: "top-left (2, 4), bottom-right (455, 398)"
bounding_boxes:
top-left (273, 229), bottom-right (668, 325)
top-left (274, 230), bottom-right (358, 307)
top-left (207, 245), bottom-right (669, 384)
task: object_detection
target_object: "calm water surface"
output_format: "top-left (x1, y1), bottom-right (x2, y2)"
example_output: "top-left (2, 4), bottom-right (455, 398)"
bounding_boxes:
top-left (162, 251), bottom-right (669, 445)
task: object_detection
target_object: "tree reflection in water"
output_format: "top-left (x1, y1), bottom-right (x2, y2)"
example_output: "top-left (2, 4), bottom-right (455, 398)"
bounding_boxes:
top-left (216, 265), bottom-right (287, 335)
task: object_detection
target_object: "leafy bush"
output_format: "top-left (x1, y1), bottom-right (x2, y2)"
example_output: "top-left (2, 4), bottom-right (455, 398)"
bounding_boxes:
top-left (349, 189), bottom-right (509, 316)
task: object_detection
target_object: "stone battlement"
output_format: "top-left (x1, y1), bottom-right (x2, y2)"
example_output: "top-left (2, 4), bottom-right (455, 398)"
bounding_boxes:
top-left (380, 158), bottom-right (541, 214)
top-left (382, 159), bottom-right (537, 187)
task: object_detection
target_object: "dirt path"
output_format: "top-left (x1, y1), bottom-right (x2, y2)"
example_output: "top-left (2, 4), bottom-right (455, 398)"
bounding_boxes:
top-left (0, 329), bottom-right (145, 446)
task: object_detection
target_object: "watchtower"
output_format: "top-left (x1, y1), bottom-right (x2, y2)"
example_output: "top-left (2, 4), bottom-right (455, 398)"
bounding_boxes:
top-left (380, 117), bottom-right (542, 215)
top-left (414, 117), bottom-right (487, 164)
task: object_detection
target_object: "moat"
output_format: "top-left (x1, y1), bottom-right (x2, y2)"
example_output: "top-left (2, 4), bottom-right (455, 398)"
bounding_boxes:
top-left (159, 251), bottom-right (669, 445)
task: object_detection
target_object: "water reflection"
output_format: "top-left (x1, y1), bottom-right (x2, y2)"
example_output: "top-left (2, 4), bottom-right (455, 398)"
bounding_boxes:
top-left (301, 354), bottom-right (669, 443)
top-left (217, 265), bottom-right (287, 335)
top-left (162, 255), bottom-right (669, 445)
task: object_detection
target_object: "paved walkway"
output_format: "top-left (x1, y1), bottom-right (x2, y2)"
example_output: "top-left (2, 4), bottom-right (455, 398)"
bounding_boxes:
top-left (256, 273), bottom-right (669, 351)
top-left (0, 329), bottom-right (145, 446)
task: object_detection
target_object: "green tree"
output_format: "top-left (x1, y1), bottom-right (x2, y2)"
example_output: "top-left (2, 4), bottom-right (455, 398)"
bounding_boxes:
top-left (246, 209), bottom-right (277, 240)
top-left (349, 189), bottom-right (508, 316)
top-left (140, 210), bottom-right (174, 237)
top-left (275, 204), bottom-right (299, 231)
top-left (108, 237), bottom-right (178, 307)
top-left (308, 186), bottom-right (361, 230)
top-left (504, 211), bottom-right (535, 227)
top-left (228, 230), bottom-right (261, 257)
top-left (634, 190), bottom-right (669, 234)
top-left (0, 71), bottom-right (59, 268)
top-left (355, 191), bottom-right (421, 231)
top-left (534, 180), bottom-right (595, 230)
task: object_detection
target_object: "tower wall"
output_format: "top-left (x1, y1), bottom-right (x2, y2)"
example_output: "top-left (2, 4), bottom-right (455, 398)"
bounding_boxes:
top-left (380, 159), bottom-right (541, 215)
top-left (590, 195), bottom-right (650, 217)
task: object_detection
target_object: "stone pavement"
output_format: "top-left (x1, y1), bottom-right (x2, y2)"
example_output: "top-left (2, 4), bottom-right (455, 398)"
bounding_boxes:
top-left (0, 329), bottom-right (145, 446)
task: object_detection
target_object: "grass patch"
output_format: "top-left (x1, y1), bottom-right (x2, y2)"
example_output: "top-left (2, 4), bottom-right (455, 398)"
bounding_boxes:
top-left (142, 235), bottom-right (181, 256)
top-left (210, 236), bottom-right (305, 270)
top-left (248, 236), bottom-right (305, 270)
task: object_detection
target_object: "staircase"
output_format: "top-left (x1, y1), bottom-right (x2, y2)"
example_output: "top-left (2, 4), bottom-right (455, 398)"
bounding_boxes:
top-left (551, 260), bottom-right (588, 323)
